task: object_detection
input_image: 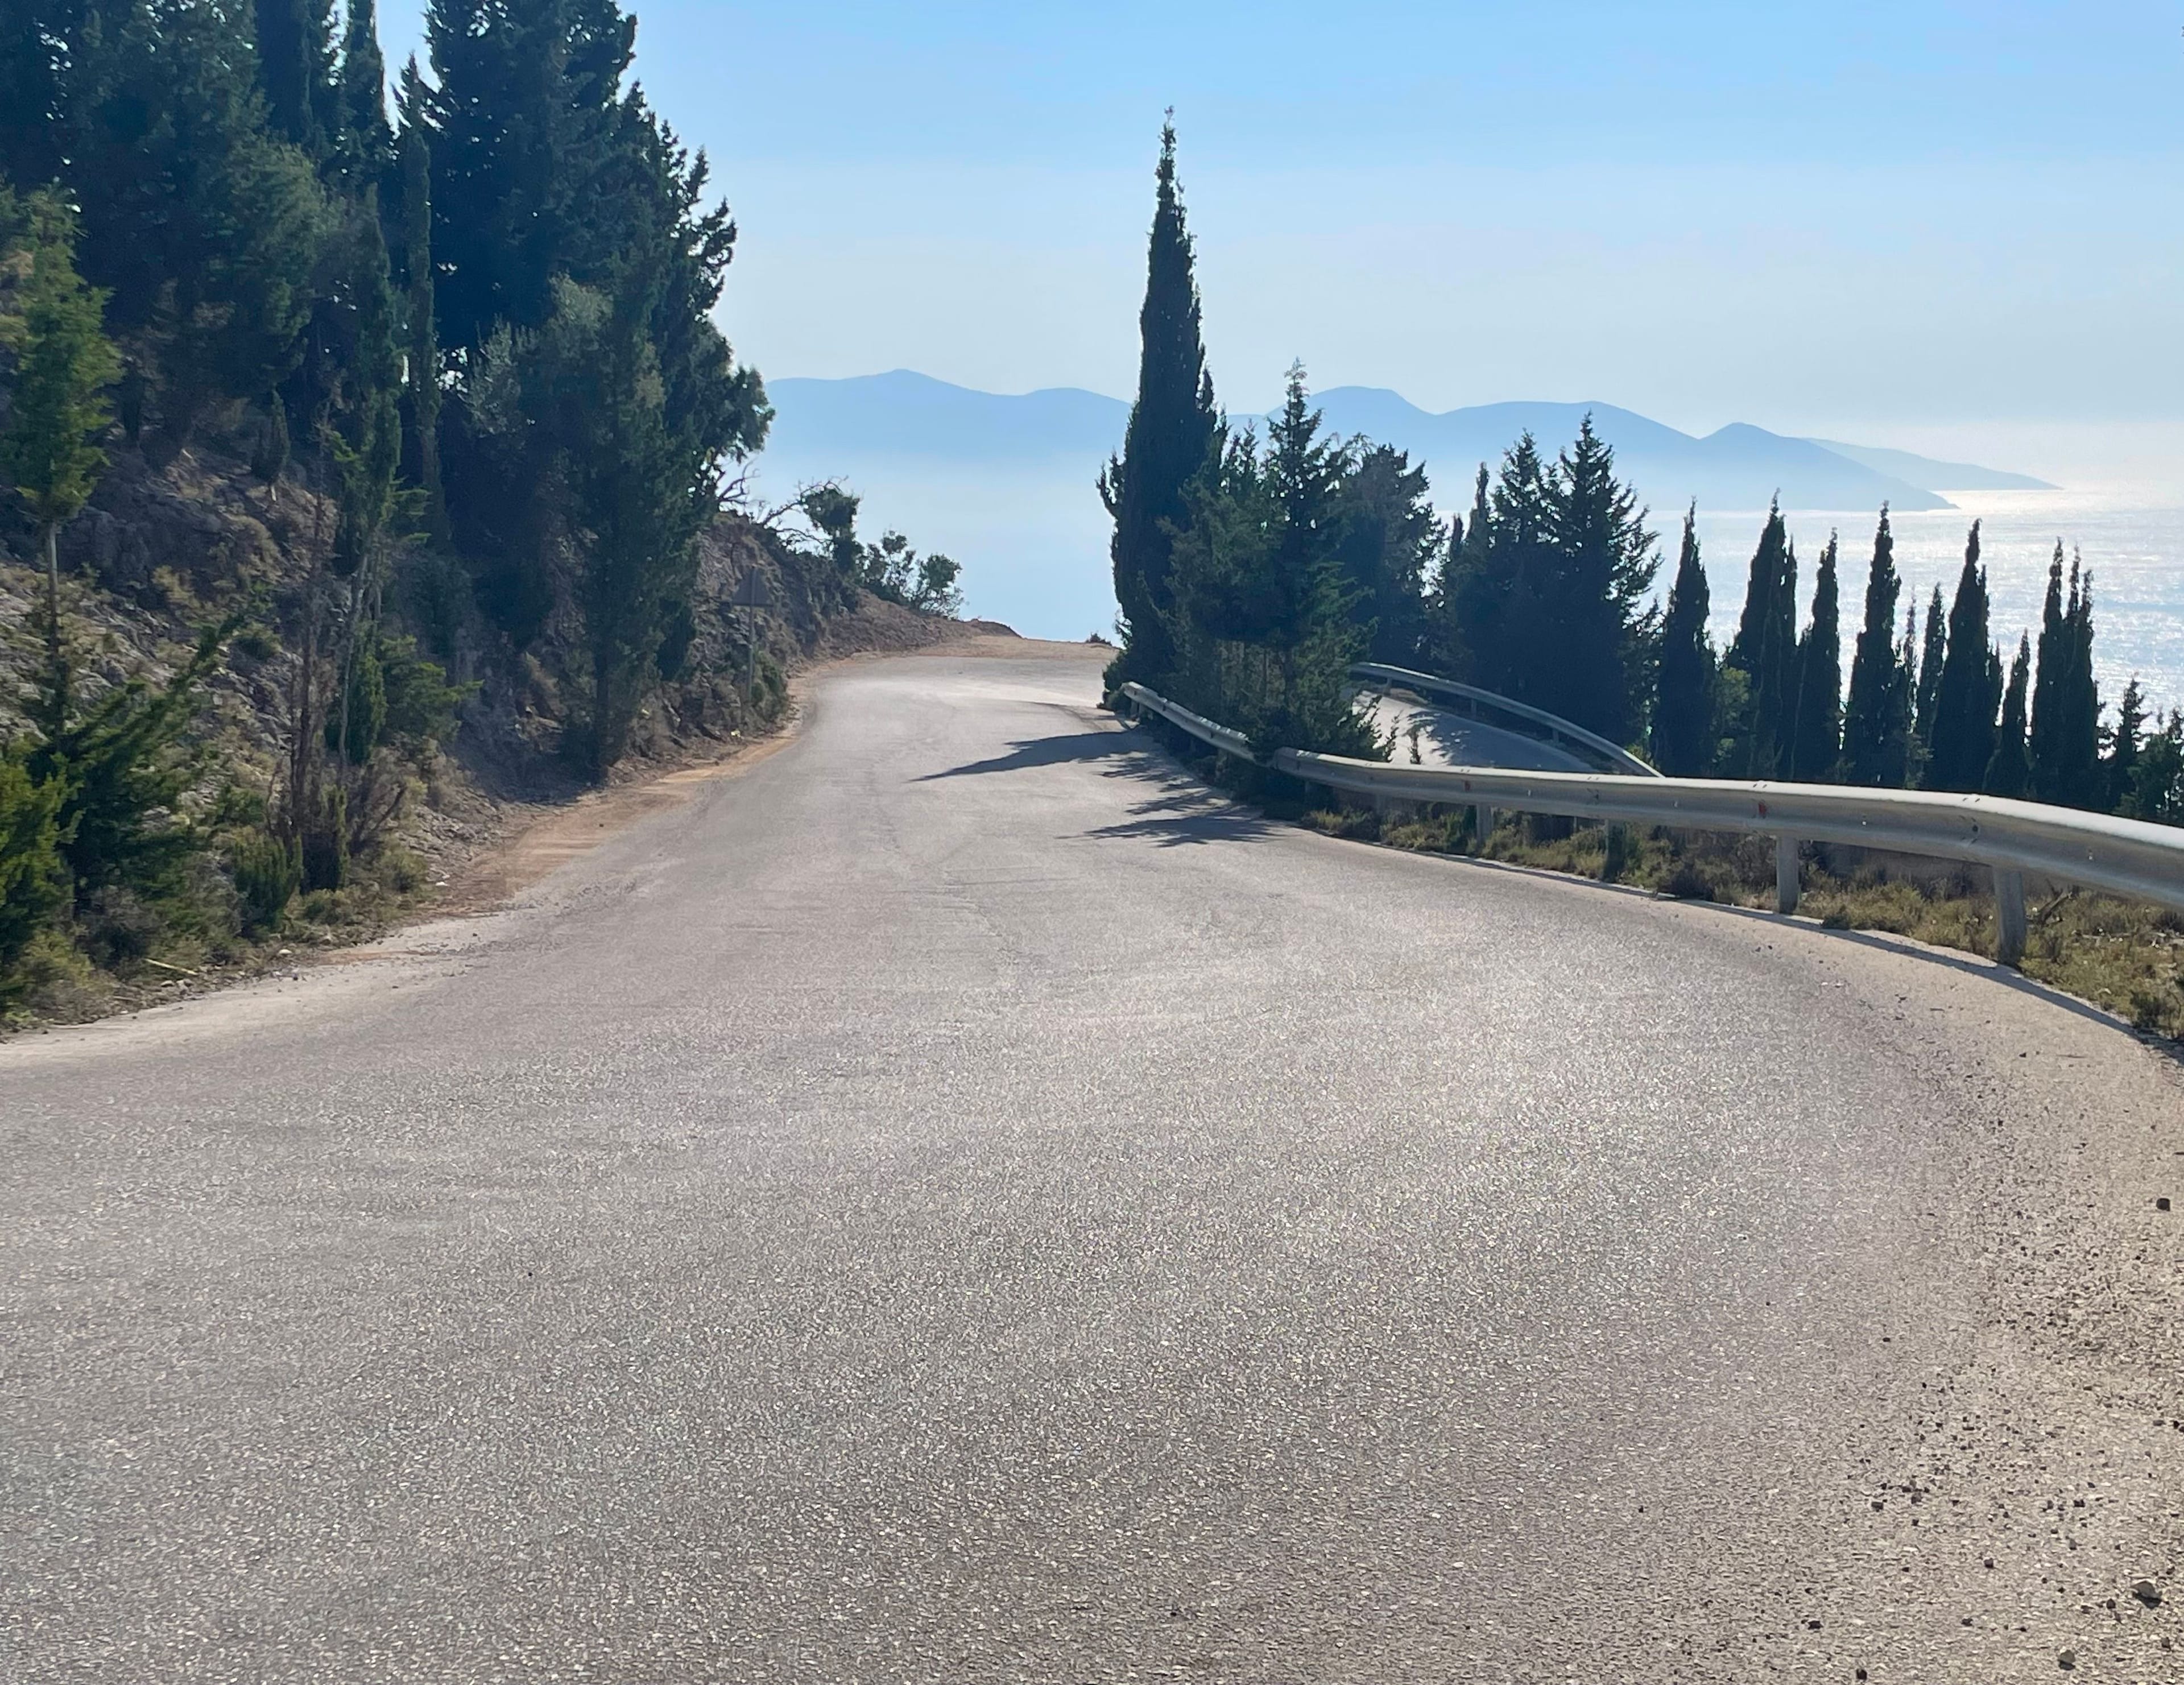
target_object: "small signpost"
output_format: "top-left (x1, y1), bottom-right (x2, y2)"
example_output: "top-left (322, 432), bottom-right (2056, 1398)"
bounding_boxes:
top-left (731, 572), bottom-right (772, 699)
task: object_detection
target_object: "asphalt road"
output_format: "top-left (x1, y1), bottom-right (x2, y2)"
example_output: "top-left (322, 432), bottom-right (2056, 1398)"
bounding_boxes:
top-left (5, 643), bottom-right (2182, 1683)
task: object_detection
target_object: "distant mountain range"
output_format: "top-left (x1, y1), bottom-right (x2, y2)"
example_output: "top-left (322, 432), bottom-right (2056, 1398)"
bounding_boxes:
top-left (744, 370), bottom-right (2058, 637)
top-left (758, 370), bottom-right (2055, 515)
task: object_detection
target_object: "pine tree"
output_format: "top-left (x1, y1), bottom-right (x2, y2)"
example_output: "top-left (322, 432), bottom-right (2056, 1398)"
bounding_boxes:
top-left (0, 197), bottom-right (122, 738)
top-left (1924, 523), bottom-right (1998, 793)
top-left (1842, 507), bottom-right (1908, 786)
top-left (1099, 117), bottom-right (1218, 690)
top-left (1544, 414), bottom-right (1657, 742)
top-left (1788, 532), bottom-right (1842, 781)
top-left (1652, 504), bottom-right (1717, 776)
top-left (0, 0), bottom-right (84, 189)
top-left (1983, 635), bottom-right (2032, 798)
top-left (1334, 442), bottom-right (1436, 666)
top-left (1459, 433), bottom-right (1556, 701)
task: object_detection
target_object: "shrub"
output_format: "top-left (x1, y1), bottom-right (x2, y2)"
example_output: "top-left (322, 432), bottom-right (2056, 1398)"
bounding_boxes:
top-left (230, 830), bottom-right (301, 934)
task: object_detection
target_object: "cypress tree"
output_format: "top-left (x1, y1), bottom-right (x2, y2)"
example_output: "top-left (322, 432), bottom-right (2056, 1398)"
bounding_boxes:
top-left (1438, 462), bottom-right (1494, 680)
top-left (1099, 116), bottom-right (1218, 690)
top-left (2108, 677), bottom-right (2146, 812)
top-left (395, 63), bottom-right (446, 538)
top-left (1842, 507), bottom-right (1906, 786)
top-left (336, 0), bottom-right (392, 190)
top-left (1924, 522), bottom-right (1997, 792)
top-left (1652, 504), bottom-right (1717, 776)
top-left (1727, 502), bottom-right (1796, 776)
top-left (1788, 531), bottom-right (1842, 781)
top-left (255, 0), bottom-right (338, 160)
top-left (1913, 585), bottom-right (1947, 752)
top-left (2028, 541), bottom-right (2069, 802)
top-left (2057, 556), bottom-right (2103, 809)
top-left (1983, 634), bottom-right (2032, 798)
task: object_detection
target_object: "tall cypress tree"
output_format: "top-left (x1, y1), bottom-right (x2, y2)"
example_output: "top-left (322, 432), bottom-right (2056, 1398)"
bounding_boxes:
top-left (1652, 503), bottom-right (1716, 776)
top-left (1913, 585), bottom-right (1947, 752)
top-left (1983, 634), bottom-right (2032, 798)
top-left (1924, 523), bottom-right (1997, 792)
top-left (1788, 531), bottom-right (1841, 781)
top-left (336, 0), bottom-right (392, 190)
top-left (1842, 507), bottom-right (1907, 785)
top-left (2108, 677), bottom-right (2146, 812)
top-left (1098, 116), bottom-right (1217, 690)
top-left (2028, 541), bottom-right (2069, 802)
top-left (255, 0), bottom-right (338, 160)
top-left (2057, 556), bottom-right (2103, 809)
top-left (1438, 462), bottom-right (1494, 680)
top-left (1727, 501), bottom-right (1796, 776)
top-left (394, 61), bottom-right (445, 537)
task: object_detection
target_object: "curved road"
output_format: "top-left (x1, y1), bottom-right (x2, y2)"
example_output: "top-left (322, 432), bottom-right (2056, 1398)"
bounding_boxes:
top-left (5, 643), bottom-right (2181, 1683)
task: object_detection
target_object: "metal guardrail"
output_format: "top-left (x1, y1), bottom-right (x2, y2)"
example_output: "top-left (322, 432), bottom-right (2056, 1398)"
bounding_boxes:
top-left (1349, 663), bottom-right (1661, 777)
top-left (1119, 681), bottom-right (2184, 966)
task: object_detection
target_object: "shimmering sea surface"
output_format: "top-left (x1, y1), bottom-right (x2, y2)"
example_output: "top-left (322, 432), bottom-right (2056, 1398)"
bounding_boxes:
top-left (1687, 488), bottom-right (2184, 716)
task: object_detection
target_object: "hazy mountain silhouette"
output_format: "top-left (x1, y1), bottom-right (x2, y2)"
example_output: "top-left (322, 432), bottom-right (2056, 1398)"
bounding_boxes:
top-left (761, 371), bottom-right (2053, 514)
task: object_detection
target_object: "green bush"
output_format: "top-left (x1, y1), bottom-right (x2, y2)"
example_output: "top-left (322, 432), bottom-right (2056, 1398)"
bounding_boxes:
top-left (0, 746), bottom-right (70, 999)
top-left (229, 829), bottom-right (301, 934)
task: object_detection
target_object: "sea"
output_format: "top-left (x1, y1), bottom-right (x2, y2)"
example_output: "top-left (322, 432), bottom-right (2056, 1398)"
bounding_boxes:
top-left (1686, 487), bottom-right (2184, 719)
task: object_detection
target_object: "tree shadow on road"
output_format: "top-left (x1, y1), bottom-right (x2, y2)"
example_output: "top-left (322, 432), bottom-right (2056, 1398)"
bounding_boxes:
top-left (1085, 786), bottom-right (1282, 848)
top-left (918, 729), bottom-right (1144, 781)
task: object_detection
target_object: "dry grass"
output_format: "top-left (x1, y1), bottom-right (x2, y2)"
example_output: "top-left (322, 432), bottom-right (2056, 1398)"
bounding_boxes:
top-left (1308, 804), bottom-right (2184, 1040)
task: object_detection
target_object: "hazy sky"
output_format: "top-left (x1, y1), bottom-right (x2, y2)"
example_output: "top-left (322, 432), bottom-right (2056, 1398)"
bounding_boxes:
top-left (380, 2), bottom-right (2184, 458)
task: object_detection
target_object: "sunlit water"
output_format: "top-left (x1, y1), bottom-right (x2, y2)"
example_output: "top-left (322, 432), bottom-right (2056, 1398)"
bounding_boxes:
top-left (1686, 487), bottom-right (2184, 718)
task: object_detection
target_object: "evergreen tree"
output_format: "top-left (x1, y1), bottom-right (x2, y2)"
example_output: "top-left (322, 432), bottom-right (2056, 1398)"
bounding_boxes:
top-left (336, 0), bottom-right (392, 190)
top-left (1726, 501), bottom-right (1796, 776)
top-left (254, 0), bottom-right (337, 159)
top-left (1544, 414), bottom-right (1657, 742)
top-left (1165, 368), bottom-right (1378, 757)
top-left (2028, 540), bottom-right (2067, 801)
top-left (2108, 677), bottom-right (2146, 812)
top-left (1423, 504), bottom-right (1465, 672)
top-left (1459, 433), bottom-right (1556, 701)
top-left (1924, 523), bottom-right (1999, 792)
top-left (1098, 117), bottom-right (1218, 690)
top-left (1983, 635), bottom-right (2032, 798)
top-left (0, 0), bottom-right (84, 189)
top-left (1652, 504), bottom-right (1717, 776)
top-left (394, 67), bottom-right (446, 537)
top-left (1436, 462), bottom-right (1494, 680)
top-left (2055, 554), bottom-right (2104, 809)
top-left (1788, 531), bottom-right (1842, 781)
top-left (1333, 442), bottom-right (1436, 666)
top-left (1842, 506), bottom-right (1909, 786)
top-left (1913, 585), bottom-right (1947, 752)
top-left (0, 196), bottom-right (122, 736)
top-left (61, 0), bottom-right (328, 441)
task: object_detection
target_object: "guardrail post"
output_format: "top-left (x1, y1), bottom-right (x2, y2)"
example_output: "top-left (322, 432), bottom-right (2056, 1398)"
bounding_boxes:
top-left (1993, 868), bottom-right (2027, 968)
top-left (1775, 836), bottom-right (1800, 916)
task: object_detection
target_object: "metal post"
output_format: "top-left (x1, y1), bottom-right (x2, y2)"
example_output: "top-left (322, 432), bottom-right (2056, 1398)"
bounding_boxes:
top-left (1476, 805), bottom-right (1496, 839)
top-left (1994, 867), bottom-right (2027, 968)
top-left (1775, 835), bottom-right (1800, 916)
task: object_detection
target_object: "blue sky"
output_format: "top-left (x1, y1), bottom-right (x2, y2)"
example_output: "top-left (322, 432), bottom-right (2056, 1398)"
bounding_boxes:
top-left (380, 3), bottom-right (2184, 452)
